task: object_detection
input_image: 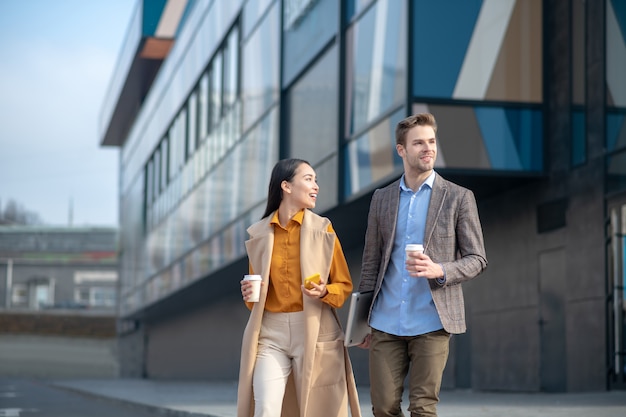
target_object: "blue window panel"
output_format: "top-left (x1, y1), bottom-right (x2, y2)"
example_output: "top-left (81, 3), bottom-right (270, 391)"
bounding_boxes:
top-left (143, 0), bottom-right (168, 36)
top-left (504, 108), bottom-right (543, 171)
top-left (413, 0), bottom-right (482, 98)
top-left (345, 0), bottom-right (375, 23)
top-left (571, 110), bottom-right (586, 166)
top-left (611, 0), bottom-right (626, 41)
top-left (607, 112), bottom-right (626, 152)
top-left (607, 149), bottom-right (626, 193)
top-left (475, 108), bottom-right (521, 170)
top-left (474, 107), bottom-right (542, 171)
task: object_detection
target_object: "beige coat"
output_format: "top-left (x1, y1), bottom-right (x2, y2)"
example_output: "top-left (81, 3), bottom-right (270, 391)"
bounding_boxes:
top-left (237, 209), bottom-right (362, 417)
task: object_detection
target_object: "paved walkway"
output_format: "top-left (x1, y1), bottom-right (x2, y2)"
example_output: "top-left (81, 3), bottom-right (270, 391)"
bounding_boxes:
top-left (50, 378), bottom-right (626, 417)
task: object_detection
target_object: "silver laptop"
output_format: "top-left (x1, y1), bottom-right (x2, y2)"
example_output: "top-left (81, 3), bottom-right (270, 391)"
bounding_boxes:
top-left (344, 291), bottom-right (373, 347)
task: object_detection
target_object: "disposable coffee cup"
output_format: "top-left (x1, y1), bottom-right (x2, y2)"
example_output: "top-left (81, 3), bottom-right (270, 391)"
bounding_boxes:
top-left (244, 274), bottom-right (262, 302)
top-left (405, 244), bottom-right (424, 256)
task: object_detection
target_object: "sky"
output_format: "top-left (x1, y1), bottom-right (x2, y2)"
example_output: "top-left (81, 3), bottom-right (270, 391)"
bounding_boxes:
top-left (0, 0), bottom-right (136, 227)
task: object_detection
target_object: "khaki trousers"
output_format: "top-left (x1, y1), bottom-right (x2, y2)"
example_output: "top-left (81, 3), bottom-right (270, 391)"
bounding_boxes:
top-left (369, 328), bottom-right (450, 417)
top-left (253, 311), bottom-right (306, 417)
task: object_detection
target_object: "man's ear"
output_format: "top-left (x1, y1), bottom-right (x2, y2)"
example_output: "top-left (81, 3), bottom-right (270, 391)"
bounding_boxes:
top-left (396, 143), bottom-right (405, 158)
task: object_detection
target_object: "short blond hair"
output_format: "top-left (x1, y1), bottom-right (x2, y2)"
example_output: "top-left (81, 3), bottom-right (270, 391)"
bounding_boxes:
top-left (395, 113), bottom-right (438, 146)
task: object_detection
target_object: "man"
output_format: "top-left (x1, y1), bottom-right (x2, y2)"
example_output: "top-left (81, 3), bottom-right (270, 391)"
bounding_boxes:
top-left (358, 113), bottom-right (487, 417)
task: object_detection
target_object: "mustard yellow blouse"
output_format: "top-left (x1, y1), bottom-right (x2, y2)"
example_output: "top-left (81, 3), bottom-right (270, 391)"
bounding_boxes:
top-left (247, 209), bottom-right (352, 311)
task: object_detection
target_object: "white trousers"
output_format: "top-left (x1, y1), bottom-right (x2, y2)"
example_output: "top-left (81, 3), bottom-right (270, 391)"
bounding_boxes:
top-left (253, 311), bottom-right (306, 417)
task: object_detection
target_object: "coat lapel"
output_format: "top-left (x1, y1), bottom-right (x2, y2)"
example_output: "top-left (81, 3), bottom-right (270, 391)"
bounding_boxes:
top-left (383, 180), bottom-right (401, 263)
top-left (424, 174), bottom-right (447, 252)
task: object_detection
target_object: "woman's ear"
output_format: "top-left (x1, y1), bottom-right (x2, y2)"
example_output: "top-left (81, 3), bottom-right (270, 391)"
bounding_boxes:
top-left (281, 180), bottom-right (291, 194)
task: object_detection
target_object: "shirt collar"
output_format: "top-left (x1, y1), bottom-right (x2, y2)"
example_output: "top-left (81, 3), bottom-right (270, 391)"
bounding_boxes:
top-left (399, 170), bottom-right (436, 192)
top-left (269, 209), bottom-right (305, 226)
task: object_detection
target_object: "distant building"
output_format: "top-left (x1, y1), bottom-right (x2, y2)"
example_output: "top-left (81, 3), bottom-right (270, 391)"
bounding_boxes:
top-left (100, 0), bottom-right (625, 392)
top-left (0, 227), bottom-right (118, 312)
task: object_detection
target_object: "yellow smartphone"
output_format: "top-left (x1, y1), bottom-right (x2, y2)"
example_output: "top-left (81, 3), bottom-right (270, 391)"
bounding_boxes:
top-left (304, 273), bottom-right (321, 289)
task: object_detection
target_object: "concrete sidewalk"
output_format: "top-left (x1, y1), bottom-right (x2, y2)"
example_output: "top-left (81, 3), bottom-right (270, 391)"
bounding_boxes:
top-left (50, 378), bottom-right (626, 417)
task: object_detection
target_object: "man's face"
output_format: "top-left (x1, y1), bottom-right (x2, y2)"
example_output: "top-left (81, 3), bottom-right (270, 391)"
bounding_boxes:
top-left (396, 124), bottom-right (437, 174)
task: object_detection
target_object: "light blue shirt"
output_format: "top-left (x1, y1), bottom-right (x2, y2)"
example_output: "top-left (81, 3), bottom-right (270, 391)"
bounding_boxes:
top-left (369, 171), bottom-right (443, 336)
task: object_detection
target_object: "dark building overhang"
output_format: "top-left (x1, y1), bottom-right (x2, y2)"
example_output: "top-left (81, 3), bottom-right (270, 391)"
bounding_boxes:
top-left (99, 0), bottom-right (189, 148)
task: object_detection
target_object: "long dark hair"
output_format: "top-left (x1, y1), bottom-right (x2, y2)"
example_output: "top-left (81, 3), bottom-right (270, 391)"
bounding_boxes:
top-left (261, 158), bottom-right (311, 219)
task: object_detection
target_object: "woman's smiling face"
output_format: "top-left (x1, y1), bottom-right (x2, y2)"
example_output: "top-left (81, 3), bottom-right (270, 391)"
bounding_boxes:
top-left (282, 162), bottom-right (319, 209)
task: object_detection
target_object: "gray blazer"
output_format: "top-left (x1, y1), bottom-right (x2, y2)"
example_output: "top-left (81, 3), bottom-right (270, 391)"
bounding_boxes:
top-left (358, 174), bottom-right (487, 334)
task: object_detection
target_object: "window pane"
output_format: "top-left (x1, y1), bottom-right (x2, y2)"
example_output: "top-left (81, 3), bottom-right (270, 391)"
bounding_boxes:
top-left (572, 0), bottom-right (586, 106)
top-left (289, 44), bottom-right (338, 165)
top-left (607, 0), bottom-right (626, 109)
top-left (168, 125), bottom-right (179, 181)
top-left (12, 284), bottom-right (27, 306)
top-left (224, 27), bottom-right (239, 110)
top-left (571, 110), bottom-right (586, 167)
top-left (345, 0), bottom-right (374, 23)
top-left (607, 148), bottom-right (626, 194)
top-left (282, 0), bottom-right (338, 87)
top-left (160, 137), bottom-right (169, 190)
top-left (345, 0), bottom-right (406, 136)
top-left (92, 287), bottom-right (116, 307)
top-left (607, 111), bottom-right (626, 152)
top-left (424, 103), bottom-right (543, 171)
top-left (178, 109), bottom-right (187, 169)
top-left (146, 160), bottom-right (154, 204)
top-left (212, 53), bottom-right (223, 128)
top-left (313, 156), bottom-right (338, 212)
top-left (188, 91), bottom-right (198, 157)
top-left (243, 0), bottom-right (274, 39)
top-left (199, 73), bottom-right (209, 139)
top-left (242, 2), bottom-right (280, 131)
top-left (344, 108), bottom-right (404, 197)
top-left (236, 107), bottom-right (279, 215)
top-left (153, 149), bottom-right (160, 198)
top-left (413, 0), bottom-right (542, 103)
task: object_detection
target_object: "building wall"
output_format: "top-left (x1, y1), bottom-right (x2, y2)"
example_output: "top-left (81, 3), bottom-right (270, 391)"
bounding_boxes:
top-left (109, 0), bottom-right (625, 392)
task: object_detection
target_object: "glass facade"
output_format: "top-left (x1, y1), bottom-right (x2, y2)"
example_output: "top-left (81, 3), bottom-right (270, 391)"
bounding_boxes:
top-left (109, 1), bottom-right (626, 336)
top-left (117, 0), bottom-right (551, 316)
top-left (97, 0), bottom-right (626, 390)
top-left (606, 0), bottom-right (626, 194)
top-left (571, 0), bottom-right (586, 167)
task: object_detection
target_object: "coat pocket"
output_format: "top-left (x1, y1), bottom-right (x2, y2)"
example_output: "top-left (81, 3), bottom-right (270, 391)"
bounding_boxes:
top-left (311, 339), bottom-right (346, 388)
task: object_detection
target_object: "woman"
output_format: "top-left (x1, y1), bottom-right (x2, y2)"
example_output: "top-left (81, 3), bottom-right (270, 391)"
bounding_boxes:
top-left (237, 159), bottom-right (361, 417)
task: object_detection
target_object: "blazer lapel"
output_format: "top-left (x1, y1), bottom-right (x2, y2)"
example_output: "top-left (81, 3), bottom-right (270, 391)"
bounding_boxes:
top-left (382, 181), bottom-right (401, 263)
top-left (424, 175), bottom-right (447, 252)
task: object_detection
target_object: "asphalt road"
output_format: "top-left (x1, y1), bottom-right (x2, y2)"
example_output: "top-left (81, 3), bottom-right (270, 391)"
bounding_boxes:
top-left (0, 378), bottom-right (156, 417)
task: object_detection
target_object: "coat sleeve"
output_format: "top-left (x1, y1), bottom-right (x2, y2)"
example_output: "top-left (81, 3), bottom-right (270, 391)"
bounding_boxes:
top-left (358, 189), bottom-right (383, 293)
top-left (438, 188), bottom-right (487, 285)
top-left (321, 224), bottom-right (353, 309)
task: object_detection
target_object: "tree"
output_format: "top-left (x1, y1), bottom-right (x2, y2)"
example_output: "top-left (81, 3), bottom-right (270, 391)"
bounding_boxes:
top-left (0, 199), bottom-right (43, 225)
